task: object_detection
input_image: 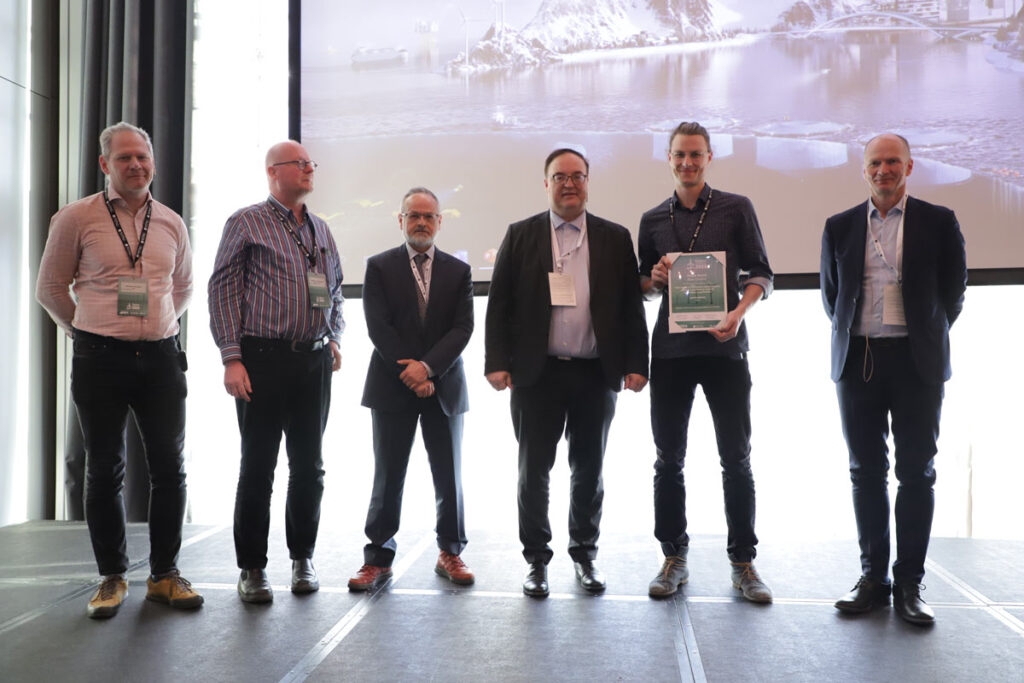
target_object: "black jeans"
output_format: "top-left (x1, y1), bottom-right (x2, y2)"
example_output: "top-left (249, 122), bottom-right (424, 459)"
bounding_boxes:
top-left (650, 356), bottom-right (758, 562)
top-left (71, 330), bottom-right (187, 576)
top-left (837, 336), bottom-right (942, 584)
top-left (511, 357), bottom-right (617, 565)
top-left (233, 337), bottom-right (332, 569)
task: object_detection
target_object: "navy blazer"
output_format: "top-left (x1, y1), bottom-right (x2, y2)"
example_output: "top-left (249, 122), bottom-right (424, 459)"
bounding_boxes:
top-left (361, 245), bottom-right (473, 416)
top-left (484, 211), bottom-right (649, 390)
top-left (820, 196), bottom-right (967, 384)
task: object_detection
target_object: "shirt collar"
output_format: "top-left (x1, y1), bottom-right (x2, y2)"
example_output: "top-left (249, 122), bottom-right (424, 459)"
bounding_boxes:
top-left (105, 184), bottom-right (152, 206)
top-left (267, 194), bottom-right (306, 223)
top-left (549, 210), bottom-right (586, 232)
top-left (670, 183), bottom-right (712, 212)
top-left (867, 193), bottom-right (908, 220)
top-left (405, 243), bottom-right (436, 260)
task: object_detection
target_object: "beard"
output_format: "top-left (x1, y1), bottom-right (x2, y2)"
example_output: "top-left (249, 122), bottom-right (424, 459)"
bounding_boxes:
top-left (406, 232), bottom-right (434, 251)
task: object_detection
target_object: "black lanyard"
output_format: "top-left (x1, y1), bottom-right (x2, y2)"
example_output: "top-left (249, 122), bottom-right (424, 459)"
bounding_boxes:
top-left (103, 190), bottom-right (152, 268)
top-left (270, 203), bottom-right (318, 268)
top-left (668, 188), bottom-right (713, 253)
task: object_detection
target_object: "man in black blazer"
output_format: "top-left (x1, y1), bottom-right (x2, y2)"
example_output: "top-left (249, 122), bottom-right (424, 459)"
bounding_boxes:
top-left (485, 148), bottom-right (649, 597)
top-left (821, 134), bottom-right (966, 625)
top-left (348, 187), bottom-right (475, 591)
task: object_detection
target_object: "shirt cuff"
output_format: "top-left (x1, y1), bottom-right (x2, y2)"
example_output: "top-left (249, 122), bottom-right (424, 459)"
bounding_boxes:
top-left (421, 361), bottom-right (434, 378)
top-left (220, 343), bottom-right (242, 364)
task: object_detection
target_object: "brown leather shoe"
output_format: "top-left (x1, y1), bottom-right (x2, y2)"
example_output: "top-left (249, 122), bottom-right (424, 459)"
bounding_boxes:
top-left (435, 551), bottom-right (475, 585)
top-left (348, 564), bottom-right (392, 592)
top-left (146, 570), bottom-right (204, 609)
top-left (87, 575), bottom-right (128, 619)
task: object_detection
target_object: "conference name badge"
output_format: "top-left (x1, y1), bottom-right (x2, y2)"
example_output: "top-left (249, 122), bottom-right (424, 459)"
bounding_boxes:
top-left (667, 251), bottom-right (727, 333)
top-left (117, 277), bottom-right (149, 317)
top-left (307, 272), bottom-right (331, 309)
top-left (548, 272), bottom-right (576, 307)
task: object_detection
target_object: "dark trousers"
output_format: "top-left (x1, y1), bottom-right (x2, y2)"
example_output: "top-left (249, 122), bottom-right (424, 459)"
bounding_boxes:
top-left (233, 338), bottom-right (332, 569)
top-left (363, 399), bottom-right (467, 566)
top-left (70, 330), bottom-right (187, 576)
top-left (511, 357), bottom-right (616, 564)
top-left (837, 336), bottom-right (942, 584)
top-left (650, 356), bottom-right (758, 562)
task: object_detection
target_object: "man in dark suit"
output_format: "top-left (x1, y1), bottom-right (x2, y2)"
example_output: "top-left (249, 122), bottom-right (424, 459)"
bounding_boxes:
top-left (349, 187), bottom-right (475, 591)
top-left (821, 133), bottom-right (967, 625)
top-left (485, 148), bottom-right (649, 597)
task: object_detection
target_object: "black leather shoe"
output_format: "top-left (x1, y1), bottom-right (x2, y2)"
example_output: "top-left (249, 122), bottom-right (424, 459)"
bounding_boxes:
top-left (573, 560), bottom-right (606, 593)
top-left (238, 569), bottom-right (273, 604)
top-left (835, 576), bottom-right (891, 613)
top-left (893, 583), bottom-right (935, 625)
top-left (291, 558), bottom-right (319, 594)
top-left (522, 562), bottom-right (549, 597)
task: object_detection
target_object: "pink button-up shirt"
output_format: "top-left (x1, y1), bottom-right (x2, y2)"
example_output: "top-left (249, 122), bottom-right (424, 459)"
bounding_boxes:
top-left (36, 187), bottom-right (193, 341)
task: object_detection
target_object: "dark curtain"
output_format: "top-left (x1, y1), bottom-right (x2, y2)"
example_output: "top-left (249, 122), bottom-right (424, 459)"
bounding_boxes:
top-left (65, 0), bottom-right (192, 522)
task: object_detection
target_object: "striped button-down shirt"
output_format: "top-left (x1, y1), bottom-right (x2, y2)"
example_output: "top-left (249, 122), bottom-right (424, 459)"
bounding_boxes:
top-left (208, 195), bottom-right (344, 363)
top-left (35, 187), bottom-right (193, 341)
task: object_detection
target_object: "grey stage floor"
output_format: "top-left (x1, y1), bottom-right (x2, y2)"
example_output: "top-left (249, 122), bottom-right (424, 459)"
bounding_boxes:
top-left (1, 521), bottom-right (1022, 682)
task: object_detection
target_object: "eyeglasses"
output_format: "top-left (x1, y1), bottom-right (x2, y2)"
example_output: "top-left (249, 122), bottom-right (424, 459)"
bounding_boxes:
top-left (402, 212), bottom-right (439, 223)
top-left (272, 159), bottom-right (318, 171)
top-left (550, 172), bottom-right (588, 185)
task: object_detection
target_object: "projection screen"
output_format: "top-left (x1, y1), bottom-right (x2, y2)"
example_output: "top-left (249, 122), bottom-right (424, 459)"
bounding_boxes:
top-left (300, 0), bottom-right (1024, 285)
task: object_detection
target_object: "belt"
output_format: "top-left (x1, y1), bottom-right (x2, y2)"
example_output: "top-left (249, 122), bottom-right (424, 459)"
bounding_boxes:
top-left (550, 355), bottom-right (599, 362)
top-left (72, 328), bottom-right (174, 347)
top-left (242, 335), bottom-right (328, 353)
top-left (851, 335), bottom-right (907, 348)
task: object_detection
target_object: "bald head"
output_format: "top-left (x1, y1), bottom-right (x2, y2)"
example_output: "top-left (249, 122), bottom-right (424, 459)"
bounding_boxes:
top-left (863, 133), bottom-right (913, 212)
top-left (266, 140), bottom-right (315, 209)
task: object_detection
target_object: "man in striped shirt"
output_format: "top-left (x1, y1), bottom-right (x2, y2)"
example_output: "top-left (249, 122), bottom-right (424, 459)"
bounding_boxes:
top-left (208, 140), bottom-right (344, 604)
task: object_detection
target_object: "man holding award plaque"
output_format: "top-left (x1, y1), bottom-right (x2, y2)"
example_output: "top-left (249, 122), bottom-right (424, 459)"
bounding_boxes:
top-left (638, 122), bottom-right (774, 602)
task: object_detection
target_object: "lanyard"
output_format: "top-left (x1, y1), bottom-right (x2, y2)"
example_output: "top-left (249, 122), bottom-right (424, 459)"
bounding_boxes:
top-left (668, 188), bottom-right (713, 252)
top-left (103, 190), bottom-right (152, 268)
top-left (410, 253), bottom-right (430, 302)
top-left (270, 203), bottom-right (318, 268)
top-left (866, 198), bottom-right (905, 283)
top-left (549, 219), bottom-right (586, 273)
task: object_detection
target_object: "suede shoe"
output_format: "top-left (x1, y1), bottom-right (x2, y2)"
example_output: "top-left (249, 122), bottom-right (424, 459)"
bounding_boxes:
top-left (237, 568), bottom-right (273, 603)
top-left (573, 560), bottom-right (606, 593)
top-left (87, 575), bottom-right (128, 619)
top-left (649, 555), bottom-right (689, 598)
top-left (435, 551), bottom-right (475, 586)
top-left (348, 564), bottom-right (392, 592)
top-left (893, 582), bottom-right (935, 625)
top-left (291, 558), bottom-right (319, 594)
top-left (834, 576), bottom-right (891, 613)
top-left (146, 570), bottom-right (204, 609)
top-left (731, 562), bottom-right (773, 603)
top-left (522, 561), bottom-right (549, 598)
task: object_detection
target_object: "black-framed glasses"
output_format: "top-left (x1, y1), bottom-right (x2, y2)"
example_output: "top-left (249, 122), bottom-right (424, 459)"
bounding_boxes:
top-left (550, 172), bottom-right (588, 185)
top-left (402, 212), bottom-right (439, 223)
top-left (272, 159), bottom-right (318, 171)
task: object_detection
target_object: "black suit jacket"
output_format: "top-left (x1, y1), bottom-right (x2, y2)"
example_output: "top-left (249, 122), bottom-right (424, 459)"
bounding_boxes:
top-left (820, 196), bottom-right (967, 384)
top-left (362, 245), bottom-right (473, 416)
top-left (484, 211), bottom-right (649, 390)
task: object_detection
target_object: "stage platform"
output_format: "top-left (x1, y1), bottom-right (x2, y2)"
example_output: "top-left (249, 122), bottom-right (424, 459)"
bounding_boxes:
top-left (1, 521), bottom-right (1022, 682)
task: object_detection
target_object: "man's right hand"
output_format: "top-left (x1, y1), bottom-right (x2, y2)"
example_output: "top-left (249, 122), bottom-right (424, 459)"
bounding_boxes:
top-left (486, 371), bottom-right (512, 391)
top-left (224, 360), bottom-right (252, 402)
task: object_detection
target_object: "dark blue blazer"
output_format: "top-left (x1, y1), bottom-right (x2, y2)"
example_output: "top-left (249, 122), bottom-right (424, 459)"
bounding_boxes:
top-left (484, 211), bottom-right (649, 390)
top-left (361, 245), bottom-right (473, 416)
top-left (820, 196), bottom-right (967, 384)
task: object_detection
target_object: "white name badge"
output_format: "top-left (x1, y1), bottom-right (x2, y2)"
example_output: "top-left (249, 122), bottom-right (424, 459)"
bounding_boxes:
top-left (882, 284), bottom-right (907, 327)
top-left (117, 277), bottom-right (148, 317)
top-left (548, 272), bottom-right (576, 306)
top-left (307, 272), bottom-right (331, 309)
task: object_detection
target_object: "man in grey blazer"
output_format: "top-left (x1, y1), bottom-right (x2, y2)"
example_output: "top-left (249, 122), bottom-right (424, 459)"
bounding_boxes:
top-left (349, 187), bottom-right (475, 591)
top-left (821, 134), bottom-right (967, 625)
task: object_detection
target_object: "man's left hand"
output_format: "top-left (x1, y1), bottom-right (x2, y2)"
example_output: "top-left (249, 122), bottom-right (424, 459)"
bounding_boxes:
top-left (709, 309), bottom-right (743, 343)
top-left (398, 359), bottom-right (428, 388)
top-left (624, 373), bottom-right (648, 392)
top-left (329, 341), bottom-right (342, 372)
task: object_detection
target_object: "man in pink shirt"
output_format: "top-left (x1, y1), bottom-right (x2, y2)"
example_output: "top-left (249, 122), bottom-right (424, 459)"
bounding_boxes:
top-left (36, 122), bottom-right (202, 619)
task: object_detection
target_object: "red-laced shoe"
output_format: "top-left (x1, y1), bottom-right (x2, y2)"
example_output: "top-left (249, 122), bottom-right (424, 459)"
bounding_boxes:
top-left (348, 564), bottom-right (392, 592)
top-left (435, 551), bottom-right (475, 586)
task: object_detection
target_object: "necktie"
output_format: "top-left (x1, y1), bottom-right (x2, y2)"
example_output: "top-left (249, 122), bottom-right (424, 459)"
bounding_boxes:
top-left (414, 253), bottom-right (429, 320)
